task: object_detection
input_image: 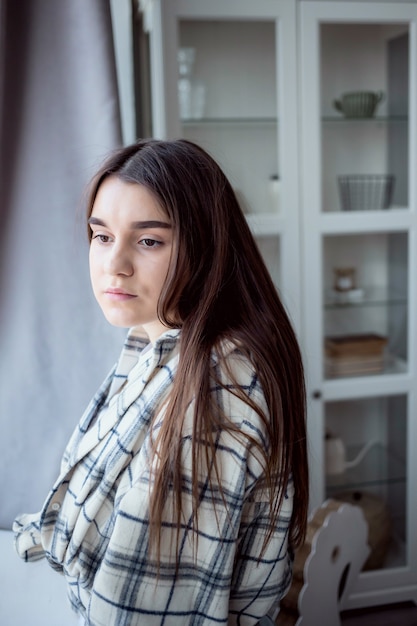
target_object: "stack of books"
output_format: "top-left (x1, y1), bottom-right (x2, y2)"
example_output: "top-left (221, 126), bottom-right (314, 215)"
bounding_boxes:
top-left (325, 333), bottom-right (387, 377)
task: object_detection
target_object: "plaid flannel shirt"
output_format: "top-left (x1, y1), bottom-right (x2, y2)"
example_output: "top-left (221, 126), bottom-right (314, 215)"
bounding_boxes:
top-left (14, 328), bottom-right (293, 625)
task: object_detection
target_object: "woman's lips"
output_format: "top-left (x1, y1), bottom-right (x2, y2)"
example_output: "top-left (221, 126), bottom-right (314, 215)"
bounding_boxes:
top-left (105, 288), bottom-right (136, 301)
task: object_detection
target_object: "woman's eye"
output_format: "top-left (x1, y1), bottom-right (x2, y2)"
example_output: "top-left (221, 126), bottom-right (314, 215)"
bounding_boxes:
top-left (92, 233), bottom-right (111, 243)
top-left (140, 238), bottom-right (161, 248)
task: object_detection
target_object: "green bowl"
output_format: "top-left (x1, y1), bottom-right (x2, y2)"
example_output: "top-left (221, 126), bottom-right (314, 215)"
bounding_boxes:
top-left (333, 91), bottom-right (384, 118)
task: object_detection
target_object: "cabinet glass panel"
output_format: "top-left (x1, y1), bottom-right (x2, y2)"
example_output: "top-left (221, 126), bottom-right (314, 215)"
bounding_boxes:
top-left (178, 20), bottom-right (281, 287)
top-left (323, 233), bottom-right (408, 379)
top-left (325, 395), bottom-right (407, 571)
top-left (320, 23), bottom-right (409, 213)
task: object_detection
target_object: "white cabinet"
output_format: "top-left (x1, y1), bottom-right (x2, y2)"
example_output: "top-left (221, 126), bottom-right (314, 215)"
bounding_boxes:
top-left (300, 1), bottom-right (417, 609)
top-left (138, 0), bottom-right (417, 610)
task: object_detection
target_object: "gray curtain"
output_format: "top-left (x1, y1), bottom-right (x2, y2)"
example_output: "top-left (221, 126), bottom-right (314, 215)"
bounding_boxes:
top-left (0, 0), bottom-right (126, 529)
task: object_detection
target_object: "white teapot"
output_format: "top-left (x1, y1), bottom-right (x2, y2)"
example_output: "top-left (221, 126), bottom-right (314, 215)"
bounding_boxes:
top-left (325, 432), bottom-right (377, 476)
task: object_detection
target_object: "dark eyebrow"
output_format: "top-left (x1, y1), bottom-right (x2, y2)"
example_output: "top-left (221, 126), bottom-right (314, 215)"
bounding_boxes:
top-left (88, 217), bottom-right (172, 230)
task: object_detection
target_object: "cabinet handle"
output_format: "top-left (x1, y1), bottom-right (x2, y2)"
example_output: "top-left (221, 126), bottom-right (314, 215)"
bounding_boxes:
top-left (312, 390), bottom-right (322, 399)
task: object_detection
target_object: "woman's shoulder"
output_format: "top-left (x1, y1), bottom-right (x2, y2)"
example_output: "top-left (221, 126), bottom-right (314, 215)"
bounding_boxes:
top-left (210, 339), bottom-right (269, 433)
top-left (211, 338), bottom-right (259, 386)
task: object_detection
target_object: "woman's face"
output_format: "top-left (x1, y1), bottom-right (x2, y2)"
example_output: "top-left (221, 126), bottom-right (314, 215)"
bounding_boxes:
top-left (89, 176), bottom-right (173, 343)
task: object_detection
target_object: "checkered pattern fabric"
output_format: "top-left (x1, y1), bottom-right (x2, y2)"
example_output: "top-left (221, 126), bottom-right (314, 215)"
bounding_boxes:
top-left (14, 329), bottom-right (293, 625)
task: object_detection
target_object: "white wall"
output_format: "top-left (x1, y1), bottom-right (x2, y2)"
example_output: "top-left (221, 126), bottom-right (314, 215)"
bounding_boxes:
top-left (0, 531), bottom-right (75, 626)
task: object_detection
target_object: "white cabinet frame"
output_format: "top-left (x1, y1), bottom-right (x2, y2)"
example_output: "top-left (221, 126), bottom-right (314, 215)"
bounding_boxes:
top-left (300, 1), bottom-right (417, 609)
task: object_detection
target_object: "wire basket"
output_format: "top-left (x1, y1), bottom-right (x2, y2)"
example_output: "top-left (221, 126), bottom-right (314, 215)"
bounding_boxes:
top-left (338, 175), bottom-right (395, 211)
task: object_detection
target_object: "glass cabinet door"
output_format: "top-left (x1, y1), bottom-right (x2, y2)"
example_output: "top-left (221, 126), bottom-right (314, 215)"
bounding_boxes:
top-left (319, 19), bottom-right (411, 381)
top-left (300, 1), bottom-right (417, 608)
top-left (144, 0), bottom-right (302, 330)
top-left (178, 18), bottom-right (282, 287)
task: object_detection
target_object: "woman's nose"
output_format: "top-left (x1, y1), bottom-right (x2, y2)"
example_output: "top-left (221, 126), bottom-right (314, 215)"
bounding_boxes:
top-left (105, 245), bottom-right (134, 276)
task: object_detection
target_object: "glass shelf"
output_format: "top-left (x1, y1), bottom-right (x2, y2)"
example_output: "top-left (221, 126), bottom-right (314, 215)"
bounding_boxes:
top-left (324, 286), bottom-right (407, 309)
top-left (326, 443), bottom-right (406, 495)
top-left (324, 205), bottom-right (408, 214)
top-left (181, 117), bottom-right (277, 127)
top-left (322, 115), bottom-right (408, 124)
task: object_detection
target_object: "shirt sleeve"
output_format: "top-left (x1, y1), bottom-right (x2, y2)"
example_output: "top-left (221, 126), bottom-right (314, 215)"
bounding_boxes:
top-left (13, 512), bottom-right (45, 562)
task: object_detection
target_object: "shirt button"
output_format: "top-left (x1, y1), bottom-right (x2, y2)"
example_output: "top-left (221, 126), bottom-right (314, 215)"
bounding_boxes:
top-left (51, 502), bottom-right (61, 511)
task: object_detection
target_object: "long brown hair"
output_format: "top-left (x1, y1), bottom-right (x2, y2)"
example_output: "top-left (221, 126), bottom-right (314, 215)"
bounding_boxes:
top-left (86, 139), bottom-right (308, 555)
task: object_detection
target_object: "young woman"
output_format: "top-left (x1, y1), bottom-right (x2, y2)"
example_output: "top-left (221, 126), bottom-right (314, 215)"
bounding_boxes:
top-left (14, 139), bottom-right (308, 625)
